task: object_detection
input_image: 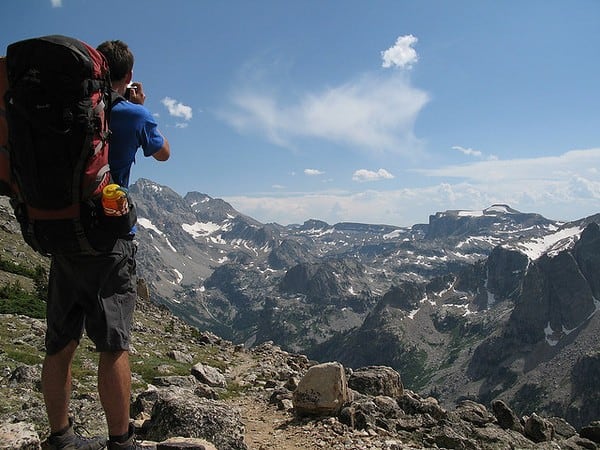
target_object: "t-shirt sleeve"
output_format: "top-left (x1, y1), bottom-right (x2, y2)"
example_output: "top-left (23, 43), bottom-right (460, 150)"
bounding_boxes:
top-left (138, 109), bottom-right (165, 157)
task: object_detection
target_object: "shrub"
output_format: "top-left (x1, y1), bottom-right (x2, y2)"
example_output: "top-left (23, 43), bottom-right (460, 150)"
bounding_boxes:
top-left (0, 281), bottom-right (46, 318)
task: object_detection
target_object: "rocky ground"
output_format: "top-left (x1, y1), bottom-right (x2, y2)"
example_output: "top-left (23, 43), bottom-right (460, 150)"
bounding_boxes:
top-left (1, 293), bottom-right (599, 449)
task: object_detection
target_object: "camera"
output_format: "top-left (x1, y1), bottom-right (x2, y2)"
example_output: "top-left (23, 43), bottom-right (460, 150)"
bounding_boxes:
top-left (124, 84), bottom-right (136, 100)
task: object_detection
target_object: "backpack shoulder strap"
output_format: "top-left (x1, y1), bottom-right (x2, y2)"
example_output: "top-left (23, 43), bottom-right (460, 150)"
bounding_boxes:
top-left (109, 90), bottom-right (126, 111)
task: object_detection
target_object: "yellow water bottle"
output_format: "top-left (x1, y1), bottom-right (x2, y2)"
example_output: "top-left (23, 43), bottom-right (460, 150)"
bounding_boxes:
top-left (102, 184), bottom-right (129, 216)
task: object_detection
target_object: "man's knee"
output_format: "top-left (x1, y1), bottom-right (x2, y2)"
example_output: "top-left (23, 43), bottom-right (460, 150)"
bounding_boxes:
top-left (45, 339), bottom-right (79, 360)
top-left (99, 349), bottom-right (130, 366)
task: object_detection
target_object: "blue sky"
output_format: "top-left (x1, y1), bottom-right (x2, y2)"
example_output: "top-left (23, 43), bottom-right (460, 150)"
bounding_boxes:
top-left (2, 1), bottom-right (599, 226)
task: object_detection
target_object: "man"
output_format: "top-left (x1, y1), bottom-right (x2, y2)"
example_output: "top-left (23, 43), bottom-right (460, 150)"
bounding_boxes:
top-left (44, 40), bottom-right (170, 450)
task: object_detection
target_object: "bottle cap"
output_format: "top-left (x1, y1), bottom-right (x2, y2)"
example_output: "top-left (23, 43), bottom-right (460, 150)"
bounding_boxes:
top-left (103, 183), bottom-right (125, 199)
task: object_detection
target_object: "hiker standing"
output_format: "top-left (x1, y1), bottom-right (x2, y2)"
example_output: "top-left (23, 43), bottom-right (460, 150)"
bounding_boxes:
top-left (41, 40), bottom-right (170, 450)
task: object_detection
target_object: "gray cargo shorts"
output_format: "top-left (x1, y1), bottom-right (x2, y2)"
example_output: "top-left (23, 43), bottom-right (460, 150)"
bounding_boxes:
top-left (45, 238), bottom-right (137, 355)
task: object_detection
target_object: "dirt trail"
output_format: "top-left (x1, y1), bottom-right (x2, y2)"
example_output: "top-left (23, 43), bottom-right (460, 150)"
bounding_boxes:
top-left (231, 395), bottom-right (310, 450)
top-left (224, 351), bottom-right (325, 449)
top-left (224, 353), bottom-right (394, 450)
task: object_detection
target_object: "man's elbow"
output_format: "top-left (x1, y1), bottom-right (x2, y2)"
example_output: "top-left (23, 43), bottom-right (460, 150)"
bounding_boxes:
top-left (153, 139), bottom-right (170, 161)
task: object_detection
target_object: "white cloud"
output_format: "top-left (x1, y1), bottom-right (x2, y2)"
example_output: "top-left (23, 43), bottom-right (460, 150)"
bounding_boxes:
top-left (161, 97), bottom-right (193, 121)
top-left (304, 169), bottom-right (324, 176)
top-left (418, 148), bottom-right (600, 183)
top-left (353, 168), bottom-right (395, 182)
top-left (224, 179), bottom-right (599, 227)
top-left (381, 35), bottom-right (419, 69)
top-left (221, 38), bottom-right (427, 155)
top-left (51, 0), bottom-right (62, 7)
top-left (223, 74), bottom-right (428, 154)
top-left (452, 145), bottom-right (498, 160)
top-left (223, 148), bottom-right (600, 227)
top-left (225, 188), bottom-right (442, 226)
top-left (452, 145), bottom-right (482, 158)
top-left (175, 122), bottom-right (189, 129)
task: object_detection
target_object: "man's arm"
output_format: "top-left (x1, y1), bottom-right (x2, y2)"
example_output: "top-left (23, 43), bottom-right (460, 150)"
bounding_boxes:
top-left (129, 82), bottom-right (170, 162)
top-left (152, 136), bottom-right (170, 161)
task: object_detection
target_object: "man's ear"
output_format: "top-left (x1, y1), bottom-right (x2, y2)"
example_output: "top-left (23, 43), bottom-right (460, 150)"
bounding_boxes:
top-left (125, 70), bottom-right (133, 84)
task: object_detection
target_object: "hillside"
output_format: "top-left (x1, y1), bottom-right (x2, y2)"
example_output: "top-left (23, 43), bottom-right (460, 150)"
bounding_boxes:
top-left (2, 295), bottom-right (600, 449)
top-left (0, 189), bottom-right (599, 448)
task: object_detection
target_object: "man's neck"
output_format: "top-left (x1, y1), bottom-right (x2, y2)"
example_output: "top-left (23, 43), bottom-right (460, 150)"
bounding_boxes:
top-left (112, 80), bottom-right (127, 96)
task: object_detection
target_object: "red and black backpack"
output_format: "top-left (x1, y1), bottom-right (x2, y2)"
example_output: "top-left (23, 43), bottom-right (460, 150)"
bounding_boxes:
top-left (2, 35), bottom-right (133, 255)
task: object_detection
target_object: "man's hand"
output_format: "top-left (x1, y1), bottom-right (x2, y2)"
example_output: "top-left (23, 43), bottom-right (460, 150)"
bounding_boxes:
top-left (128, 82), bottom-right (146, 105)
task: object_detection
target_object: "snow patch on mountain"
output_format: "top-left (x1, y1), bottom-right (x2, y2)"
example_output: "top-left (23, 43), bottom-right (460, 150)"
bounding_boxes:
top-left (484, 204), bottom-right (515, 214)
top-left (513, 225), bottom-right (582, 260)
top-left (441, 204), bottom-right (515, 218)
top-left (165, 238), bottom-right (177, 252)
top-left (302, 227), bottom-right (334, 237)
top-left (182, 221), bottom-right (222, 238)
top-left (456, 235), bottom-right (503, 248)
top-left (138, 217), bottom-right (164, 235)
top-left (210, 235), bottom-right (226, 245)
top-left (457, 210), bottom-right (484, 217)
top-left (139, 218), bottom-right (177, 251)
top-left (544, 297), bottom-right (600, 346)
top-left (190, 196), bottom-right (210, 207)
top-left (172, 268), bottom-right (183, 284)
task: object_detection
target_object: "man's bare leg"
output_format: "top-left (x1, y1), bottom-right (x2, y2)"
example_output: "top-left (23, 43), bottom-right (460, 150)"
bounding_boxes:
top-left (42, 339), bottom-right (78, 433)
top-left (99, 350), bottom-right (131, 438)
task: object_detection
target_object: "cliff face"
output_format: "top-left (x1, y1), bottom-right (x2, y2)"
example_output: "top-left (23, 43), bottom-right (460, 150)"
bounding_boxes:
top-left (465, 223), bottom-right (600, 427)
top-left (485, 246), bottom-right (529, 301)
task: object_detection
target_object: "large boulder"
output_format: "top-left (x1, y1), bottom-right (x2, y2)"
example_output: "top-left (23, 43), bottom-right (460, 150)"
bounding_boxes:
top-left (144, 388), bottom-right (246, 450)
top-left (191, 363), bottom-right (227, 388)
top-left (293, 362), bottom-right (350, 416)
top-left (491, 399), bottom-right (524, 432)
top-left (347, 366), bottom-right (403, 398)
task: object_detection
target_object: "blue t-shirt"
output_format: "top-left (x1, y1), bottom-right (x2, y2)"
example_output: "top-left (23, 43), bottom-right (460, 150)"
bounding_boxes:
top-left (109, 99), bottom-right (165, 188)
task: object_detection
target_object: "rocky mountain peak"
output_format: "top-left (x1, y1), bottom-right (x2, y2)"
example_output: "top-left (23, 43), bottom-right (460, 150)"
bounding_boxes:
top-left (425, 203), bottom-right (555, 240)
top-left (184, 191), bottom-right (242, 223)
top-left (298, 219), bottom-right (330, 231)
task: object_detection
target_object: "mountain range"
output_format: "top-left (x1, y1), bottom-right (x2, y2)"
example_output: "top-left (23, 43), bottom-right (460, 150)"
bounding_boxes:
top-left (125, 178), bottom-right (600, 430)
top-left (0, 177), bottom-right (598, 433)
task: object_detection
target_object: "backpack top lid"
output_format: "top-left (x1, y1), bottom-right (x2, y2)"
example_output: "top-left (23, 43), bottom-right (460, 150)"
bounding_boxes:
top-left (6, 35), bottom-right (109, 101)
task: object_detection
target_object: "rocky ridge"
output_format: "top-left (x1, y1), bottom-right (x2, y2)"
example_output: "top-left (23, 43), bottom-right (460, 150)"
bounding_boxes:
top-left (1, 293), bottom-right (599, 450)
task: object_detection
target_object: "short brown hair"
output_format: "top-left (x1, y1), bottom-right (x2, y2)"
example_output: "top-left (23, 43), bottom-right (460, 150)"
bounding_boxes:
top-left (97, 40), bottom-right (134, 82)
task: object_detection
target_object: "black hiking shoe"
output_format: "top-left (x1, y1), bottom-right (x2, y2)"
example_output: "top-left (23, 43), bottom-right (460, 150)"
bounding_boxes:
top-left (107, 425), bottom-right (145, 450)
top-left (106, 438), bottom-right (143, 450)
top-left (46, 419), bottom-right (106, 450)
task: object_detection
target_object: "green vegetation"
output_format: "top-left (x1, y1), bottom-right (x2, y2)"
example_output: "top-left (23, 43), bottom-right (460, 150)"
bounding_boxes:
top-left (219, 381), bottom-right (250, 400)
top-left (439, 320), bottom-right (477, 370)
top-left (3, 345), bottom-right (44, 366)
top-left (0, 256), bottom-right (48, 318)
top-left (0, 281), bottom-right (46, 318)
top-left (131, 354), bottom-right (192, 384)
top-left (0, 255), bottom-right (40, 278)
top-left (400, 347), bottom-right (432, 391)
